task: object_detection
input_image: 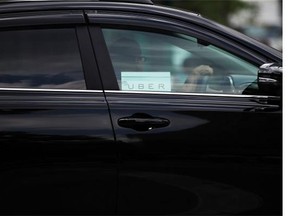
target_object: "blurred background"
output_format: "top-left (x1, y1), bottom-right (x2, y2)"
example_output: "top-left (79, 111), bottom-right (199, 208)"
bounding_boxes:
top-left (153, 0), bottom-right (283, 52)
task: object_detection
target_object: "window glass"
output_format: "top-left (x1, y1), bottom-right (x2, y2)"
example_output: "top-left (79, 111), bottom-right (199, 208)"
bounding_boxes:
top-left (103, 28), bottom-right (259, 95)
top-left (0, 29), bottom-right (86, 89)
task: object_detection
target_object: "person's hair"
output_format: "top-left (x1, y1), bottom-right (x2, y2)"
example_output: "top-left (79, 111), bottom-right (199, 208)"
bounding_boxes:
top-left (109, 38), bottom-right (142, 58)
top-left (183, 57), bottom-right (207, 69)
top-left (183, 57), bottom-right (194, 68)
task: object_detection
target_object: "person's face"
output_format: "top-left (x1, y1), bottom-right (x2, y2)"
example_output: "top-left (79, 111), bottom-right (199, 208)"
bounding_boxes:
top-left (110, 38), bottom-right (144, 72)
top-left (183, 66), bottom-right (191, 76)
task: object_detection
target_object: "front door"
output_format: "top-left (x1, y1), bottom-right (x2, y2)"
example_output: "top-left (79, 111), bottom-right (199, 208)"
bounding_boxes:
top-left (98, 26), bottom-right (281, 215)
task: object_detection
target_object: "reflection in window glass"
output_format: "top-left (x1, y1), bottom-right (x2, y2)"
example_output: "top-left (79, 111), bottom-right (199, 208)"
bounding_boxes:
top-left (103, 28), bottom-right (259, 95)
top-left (0, 29), bottom-right (86, 89)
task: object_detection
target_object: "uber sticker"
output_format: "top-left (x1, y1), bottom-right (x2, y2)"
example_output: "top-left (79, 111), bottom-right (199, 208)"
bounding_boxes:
top-left (121, 72), bottom-right (171, 92)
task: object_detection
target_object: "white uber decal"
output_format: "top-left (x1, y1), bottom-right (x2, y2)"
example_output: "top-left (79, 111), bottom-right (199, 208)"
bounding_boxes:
top-left (121, 72), bottom-right (171, 92)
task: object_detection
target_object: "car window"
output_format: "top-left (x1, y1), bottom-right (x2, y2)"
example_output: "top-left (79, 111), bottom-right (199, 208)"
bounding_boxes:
top-left (0, 28), bottom-right (86, 89)
top-left (103, 28), bottom-right (259, 95)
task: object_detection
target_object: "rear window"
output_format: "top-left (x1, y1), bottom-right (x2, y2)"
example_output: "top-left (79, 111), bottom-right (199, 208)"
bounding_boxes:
top-left (0, 28), bottom-right (86, 89)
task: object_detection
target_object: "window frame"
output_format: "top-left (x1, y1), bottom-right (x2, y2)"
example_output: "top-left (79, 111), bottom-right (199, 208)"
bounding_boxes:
top-left (87, 12), bottom-right (268, 65)
top-left (88, 13), bottom-right (271, 97)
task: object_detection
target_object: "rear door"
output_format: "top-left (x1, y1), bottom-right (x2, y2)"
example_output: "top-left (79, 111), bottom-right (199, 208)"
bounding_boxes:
top-left (0, 11), bottom-right (117, 214)
top-left (89, 12), bottom-right (281, 216)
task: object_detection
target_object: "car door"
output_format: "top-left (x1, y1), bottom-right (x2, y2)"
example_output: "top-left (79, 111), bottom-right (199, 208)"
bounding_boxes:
top-left (89, 13), bottom-right (281, 216)
top-left (0, 11), bottom-right (117, 214)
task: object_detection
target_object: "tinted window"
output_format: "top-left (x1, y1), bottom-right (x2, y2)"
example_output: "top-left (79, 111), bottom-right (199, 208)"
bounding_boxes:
top-left (103, 29), bottom-right (258, 95)
top-left (0, 29), bottom-right (86, 89)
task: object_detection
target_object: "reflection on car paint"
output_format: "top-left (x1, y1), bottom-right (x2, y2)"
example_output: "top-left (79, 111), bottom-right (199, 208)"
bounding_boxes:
top-left (120, 172), bottom-right (261, 215)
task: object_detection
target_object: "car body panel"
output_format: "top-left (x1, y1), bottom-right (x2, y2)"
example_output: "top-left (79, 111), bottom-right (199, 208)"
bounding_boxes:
top-left (104, 91), bottom-right (281, 215)
top-left (0, 89), bottom-right (117, 214)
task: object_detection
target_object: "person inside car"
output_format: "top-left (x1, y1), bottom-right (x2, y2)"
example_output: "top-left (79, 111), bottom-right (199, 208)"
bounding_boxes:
top-left (109, 37), bottom-right (145, 73)
top-left (182, 57), bottom-right (214, 92)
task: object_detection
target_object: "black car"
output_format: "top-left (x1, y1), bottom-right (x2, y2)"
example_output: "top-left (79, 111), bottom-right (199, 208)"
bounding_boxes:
top-left (0, 0), bottom-right (282, 215)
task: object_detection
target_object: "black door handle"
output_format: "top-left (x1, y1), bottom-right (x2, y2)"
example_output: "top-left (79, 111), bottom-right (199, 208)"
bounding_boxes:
top-left (118, 113), bottom-right (170, 131)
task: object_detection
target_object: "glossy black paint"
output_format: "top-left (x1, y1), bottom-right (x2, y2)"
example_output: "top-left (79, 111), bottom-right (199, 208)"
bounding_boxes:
top-left (0, 1), bottom-right (282, 215)
top-left (258, 63), bottom-right (282, 96)
top-left (105, 92), bottom-right (281, 215)
top-left (0, 90), bottom-right (117, 214)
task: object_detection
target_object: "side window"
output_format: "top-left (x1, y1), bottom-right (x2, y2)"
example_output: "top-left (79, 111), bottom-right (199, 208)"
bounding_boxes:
top-left (102, 28), bottom-right (259, 95)
top-left (0, 29), bottom-right (86, 89)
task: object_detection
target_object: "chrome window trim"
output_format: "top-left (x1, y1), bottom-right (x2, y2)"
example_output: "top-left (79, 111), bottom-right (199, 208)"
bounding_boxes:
top-left (0, 88), bottom-right (278, 99)
top-left (104, 90), bottom-right (277, 99)
top-left (0, 87), bottom-right (103, 93)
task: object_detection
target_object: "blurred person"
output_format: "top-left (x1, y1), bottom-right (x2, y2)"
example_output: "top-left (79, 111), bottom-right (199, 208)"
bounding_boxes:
top-left (182, 57), bottom-right (213, 92)
top-left (109, 37), bottom-right (145, 73)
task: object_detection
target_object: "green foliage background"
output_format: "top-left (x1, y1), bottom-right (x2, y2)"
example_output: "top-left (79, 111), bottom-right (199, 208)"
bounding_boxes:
top-left (153, 0), bottom-right (255, 26)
